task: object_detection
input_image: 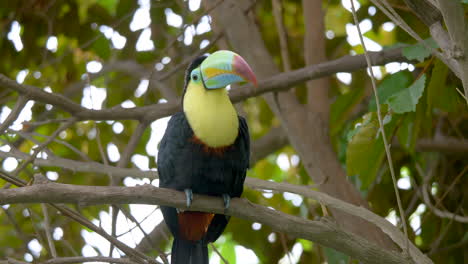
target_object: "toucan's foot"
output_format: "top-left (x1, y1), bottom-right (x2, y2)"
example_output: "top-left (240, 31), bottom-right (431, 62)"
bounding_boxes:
top-left (222, 194), bottom-right (231, 210)
top-left (184, 189), bottom-right (193, 208)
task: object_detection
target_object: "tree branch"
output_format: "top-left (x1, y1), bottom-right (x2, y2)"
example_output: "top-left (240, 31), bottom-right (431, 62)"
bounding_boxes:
top-left (0, 181), bottom-right (413, 264)
top-left (42, 256), bottom-right (138, 264)
top-left (0, 48), bottom-right (407, 122)
top-left (250, 126), bottom-right (289, 164)
top-left (0, 96), bottom-right (28, 134)
top-left (0, 168), bottom-right (431, 264)
top-left (0, 150), bottom-right (156, 179)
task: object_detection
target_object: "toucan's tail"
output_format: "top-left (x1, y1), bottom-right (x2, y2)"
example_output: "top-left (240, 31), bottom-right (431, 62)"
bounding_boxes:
top-left (171, 238), bottom-right (208, 264)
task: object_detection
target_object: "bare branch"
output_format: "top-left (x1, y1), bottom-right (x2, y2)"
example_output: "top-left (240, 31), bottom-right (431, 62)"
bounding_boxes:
top-left (436, 0), bottom-right (468, 102)
top-left (41, 204), bottom-right (57, 258)
top-left (411, 137), bottom-right (468, 154)
top-left (0, 150), bottom-right (156, 180)
top-left (0, 181), bottom-right (413, 264)
top-left (0, 173), bottom-right (158, 264)
top-left (350, 0), bottom-right (409, 255)
top-left (0, 48), bottom-right (408, 122)
top-left (12, 118), bottom-right (76, 176)
top-left (134, 222), bottom-right (169, 254)
top-left (41, 256), bottom-right (139, 264)
top-left (271, 0), bottom-right (292, 71)
top-left (250, 126), bottom-right (288, 164)
top-left (0, 96), bottom-right (28, 134)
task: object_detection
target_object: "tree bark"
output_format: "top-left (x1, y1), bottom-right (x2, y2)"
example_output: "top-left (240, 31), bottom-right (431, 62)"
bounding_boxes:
top-left (206, 0), bottom-right (397, 250)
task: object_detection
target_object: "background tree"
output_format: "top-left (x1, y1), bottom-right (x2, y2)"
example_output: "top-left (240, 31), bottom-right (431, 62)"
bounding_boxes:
top-left (0, 0), bottom-right (467, 263)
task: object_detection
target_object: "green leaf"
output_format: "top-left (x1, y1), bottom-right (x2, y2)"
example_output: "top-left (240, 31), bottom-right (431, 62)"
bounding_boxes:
top-left (427, 59), bottom-right (463, 112)
top-left (91, 37), bottom-right (111, 60)
top-left (369, 71), bottom-right (412, 111)
top-left (330, 87), bottom-right (365, 135)
top-left (403, 38), bottom-right (438, 62)
top-left (346, 112), bottom-right (400, 190)
top-left (387, 74), bottom-right (426, 113)
top-left (97, 0), bottom-right (119, 16)
top-left (325, 5), bottom-right (351, 36)
top-left (298, 239), bottom-right (313, 251)
top-left (218, 234), bottom-right (236, 264)
top-left (77, 0), bottom-right (96, 23)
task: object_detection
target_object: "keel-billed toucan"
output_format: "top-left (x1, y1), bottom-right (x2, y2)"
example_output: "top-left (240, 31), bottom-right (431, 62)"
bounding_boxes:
top-left (158, 50), bottom-right (257, 264)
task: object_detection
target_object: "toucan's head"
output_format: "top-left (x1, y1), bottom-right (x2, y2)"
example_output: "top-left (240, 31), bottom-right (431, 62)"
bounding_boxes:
top-left (183, 50), bottom-right (257, 96)
top-left (182, 50), bottom-right (256, 147)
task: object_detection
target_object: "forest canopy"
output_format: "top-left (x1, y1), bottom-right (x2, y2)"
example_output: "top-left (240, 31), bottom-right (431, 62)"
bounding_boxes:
top-left (0, 0), bottom-right (467, 263)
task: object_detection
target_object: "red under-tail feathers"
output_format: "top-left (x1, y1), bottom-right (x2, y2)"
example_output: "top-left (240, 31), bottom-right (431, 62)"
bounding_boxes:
top-left (178, 211), bottom-right (215, 241)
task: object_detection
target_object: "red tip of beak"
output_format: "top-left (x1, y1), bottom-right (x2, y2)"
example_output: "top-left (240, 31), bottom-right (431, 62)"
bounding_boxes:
top-left (233, 55), bottom-right (258, 87)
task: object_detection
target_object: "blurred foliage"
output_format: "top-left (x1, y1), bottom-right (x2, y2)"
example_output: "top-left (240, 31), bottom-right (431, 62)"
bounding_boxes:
top-left (0, 0), bottom-right (467, 263)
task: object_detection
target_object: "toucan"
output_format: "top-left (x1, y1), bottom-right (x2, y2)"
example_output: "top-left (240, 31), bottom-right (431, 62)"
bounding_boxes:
top-left (157, 50), bottom-right (257, 264)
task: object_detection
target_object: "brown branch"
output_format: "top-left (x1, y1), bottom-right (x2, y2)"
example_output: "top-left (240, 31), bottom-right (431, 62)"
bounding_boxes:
top-left (412, 137), bottom-right (468, 154)
top-left (0, 96), bottom-right (28, 134)
top-left (41, 204), bottom-right (57, 258)
top-left (271, 0), bottom-right (292, 71)
top-left (0, 150), bottom-right (156, 180)
top-left (250, 126), bottom-right (288, 164)
top-left (0, 48), bottom-right (407, 122)
top-left (0, 173), bottom-right (157, 264)
top-left (0, 169), bottom-right (430, 264)
top-left (0, 139), bottom-right (436, 263)
top-left (402, 0), bottom-right (442, 27)
top-left (10, 128), bottom-right (92, 162)
top-left (12, 118), bottom-right (76, 176)
top-left (0, 181), bottom-right (413, 264)
top-left (436, 0), bottom-right (468, 103)
top-left (134, 221), bottom-right (169, 254)
top-left (41, 256), bottom-right (139, 264)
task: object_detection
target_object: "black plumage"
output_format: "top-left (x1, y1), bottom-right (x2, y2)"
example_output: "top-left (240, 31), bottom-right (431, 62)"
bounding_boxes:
top-left (157, 55), bottom-right (250, 264)
top-left (158, 112), bottom-right (249, 197)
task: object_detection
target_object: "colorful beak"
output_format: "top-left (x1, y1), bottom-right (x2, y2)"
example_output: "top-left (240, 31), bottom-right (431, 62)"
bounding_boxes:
top-left (200, 50), bottom-right (258, 89)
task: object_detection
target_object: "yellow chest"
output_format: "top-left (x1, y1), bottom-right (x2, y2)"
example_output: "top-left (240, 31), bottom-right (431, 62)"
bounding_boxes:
top-left (183, 84), bottom-right (239, 147)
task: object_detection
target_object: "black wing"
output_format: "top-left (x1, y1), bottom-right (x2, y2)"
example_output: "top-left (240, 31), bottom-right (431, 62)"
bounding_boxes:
top-left (157, 112), bottom-right (250, 242)
top-left (205, 116), bottom-right (249, 243)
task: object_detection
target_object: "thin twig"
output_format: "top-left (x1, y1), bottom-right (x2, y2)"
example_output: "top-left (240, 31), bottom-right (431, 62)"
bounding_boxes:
top-left (271, 0), bottom-right (292, 71)
top-left (349, 0), bottom-right (410, 255)
top-left (416, 163), bottom-right (468, 223)
top-left (210, 244), bottom-right (229, 264)
top-left (12, 117), bottom-right (77, 176)
top-left (41, 204), bottom-right (58, 257)
top-left (1, 207), bottom-right (34, 255)
top-left (279, 232), bottom-right (293, 264)
top-left (0, 171), bottom-right (431, 264)
top-left (0, 48), bottom-right (408, 122)
top-left (369, 0), bottom-right (460, 78)
top-left (41, 256), bottom-right (139, 264)
top-left (117, 206), bottom-right (169, 264)
top-left (9, 128), bottom-right (91, 161)
top-left (0, 172), bottom-right (159, 264)
top-left (0, 96), bottom-right (28, 134)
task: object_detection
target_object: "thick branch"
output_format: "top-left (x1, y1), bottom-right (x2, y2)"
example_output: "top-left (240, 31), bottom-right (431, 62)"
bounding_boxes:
top-left (0, 145), bottom-right (434, 263)
top-left (41, 257), bottom-right (138, 264)
top-left (0, 48), bottom-right (407, 122)
top-left (250, 126), bottom-right (289, 164)
top-left (0, 182), bottom-right (411, 264)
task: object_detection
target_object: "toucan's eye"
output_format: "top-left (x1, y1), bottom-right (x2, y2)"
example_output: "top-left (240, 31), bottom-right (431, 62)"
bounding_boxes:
top-left (192, 74), bottom-right (199, 81)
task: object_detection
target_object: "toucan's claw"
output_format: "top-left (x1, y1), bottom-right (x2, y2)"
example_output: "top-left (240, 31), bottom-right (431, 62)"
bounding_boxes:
top-left (222, 194), bottom-right (231, 210)
top-left (184, 189), bottom-right (193, 208)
